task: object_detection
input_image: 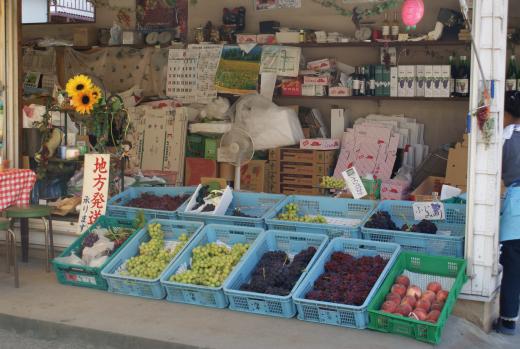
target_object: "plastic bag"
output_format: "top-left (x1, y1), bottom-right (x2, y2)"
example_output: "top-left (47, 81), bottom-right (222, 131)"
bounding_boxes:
top-left (82, 241), bottom-right (114, 266)
top-left (231, 94), bottom-right (304, 150)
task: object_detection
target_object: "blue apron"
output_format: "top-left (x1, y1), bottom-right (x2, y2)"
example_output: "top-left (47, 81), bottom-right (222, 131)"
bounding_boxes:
top-left (500, 180), bottom-right (520, 242)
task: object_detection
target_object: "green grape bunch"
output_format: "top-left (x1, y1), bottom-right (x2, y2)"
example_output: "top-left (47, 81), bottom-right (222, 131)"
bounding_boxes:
top-left (122, 223), bottom-right (190, 280)
top-left (277, 203), bottom-right (327, 224)
top-left (320, 176), bottom-right (346, 190)
top-left (170, 242), bottom-right (250, 288)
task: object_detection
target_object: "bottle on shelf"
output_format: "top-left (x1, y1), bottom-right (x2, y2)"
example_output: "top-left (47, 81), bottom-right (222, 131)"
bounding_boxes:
top-left (359, 66), bottom-right (367, 96)
top-left (506, 55), bottom-right (517, 92)
top-left (382, 12), bottom-right (390, 41)
top-left (352, 67), bottom-right (361, 96)
top-left (369, 65), bottom-right (376, 96)
top-left (299, 30), bottom-right (305, 43)
top-left (449, 55), bottom-right (458, 97)
top-left (455, 55), bottom-right (470, 97)
top-left (391, 12), bottom-right (400, 41)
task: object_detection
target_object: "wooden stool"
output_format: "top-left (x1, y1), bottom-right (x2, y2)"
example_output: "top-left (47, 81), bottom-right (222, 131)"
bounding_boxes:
top-left (6, 205), bottom-right (54, 273)
top-left (1, 218), bottom-right (18, 287)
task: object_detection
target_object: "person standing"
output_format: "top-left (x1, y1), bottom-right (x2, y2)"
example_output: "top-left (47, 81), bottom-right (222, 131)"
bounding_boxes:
top-left (495, 90), bottom-right (520, 335)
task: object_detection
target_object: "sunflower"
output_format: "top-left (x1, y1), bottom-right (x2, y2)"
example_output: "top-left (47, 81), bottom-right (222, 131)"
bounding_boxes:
top-left (71, 90), bottom-right (96, 114)
top-left (66, 74), bottom-right (93, 98)
top-left (90, 85), bottom-right (102, 103)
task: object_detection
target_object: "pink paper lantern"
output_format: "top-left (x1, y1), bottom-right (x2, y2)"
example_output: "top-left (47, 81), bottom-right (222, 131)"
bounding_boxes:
top-left (401, 0), bottom-right (425, 30)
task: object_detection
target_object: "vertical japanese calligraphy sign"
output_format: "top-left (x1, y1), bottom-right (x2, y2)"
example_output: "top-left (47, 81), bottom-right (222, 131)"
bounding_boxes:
top-left (77, 154), bottom-right (111, 235)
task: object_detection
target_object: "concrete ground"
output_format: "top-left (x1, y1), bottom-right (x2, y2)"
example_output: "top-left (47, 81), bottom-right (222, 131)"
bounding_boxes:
top-left (0, 258), bottom-right (517, 349)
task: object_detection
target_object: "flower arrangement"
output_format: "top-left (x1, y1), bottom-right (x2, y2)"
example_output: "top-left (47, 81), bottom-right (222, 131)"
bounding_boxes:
top-left (66, 74), bottom-right (102, 115)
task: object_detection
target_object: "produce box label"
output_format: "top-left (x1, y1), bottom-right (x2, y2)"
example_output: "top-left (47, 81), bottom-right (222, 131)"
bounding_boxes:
top-left (412, 202), bottom-right (446, 221)
top-left (342, 167), bottom-right (367, 200)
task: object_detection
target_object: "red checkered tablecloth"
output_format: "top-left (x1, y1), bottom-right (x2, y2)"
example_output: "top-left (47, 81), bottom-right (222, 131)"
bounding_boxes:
top-left (0, 169), bottom-right (37, 211)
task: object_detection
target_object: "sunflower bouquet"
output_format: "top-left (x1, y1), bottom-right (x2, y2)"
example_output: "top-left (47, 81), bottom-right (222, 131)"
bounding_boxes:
top-left (66, 74), bottom-right (102, 114)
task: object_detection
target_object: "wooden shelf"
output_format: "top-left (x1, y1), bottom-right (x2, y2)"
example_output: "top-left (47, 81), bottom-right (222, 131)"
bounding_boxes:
top-left (265, 40), bottom-right (471, 48)
top-left (274, 95), bottom-right (469, 102)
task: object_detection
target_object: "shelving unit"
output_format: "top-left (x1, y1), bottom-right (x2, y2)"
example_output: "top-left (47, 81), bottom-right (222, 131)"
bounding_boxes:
top-left (275, 40), bottom-right (471, 48)
top-left (275, 96), bottom-right (469, 102)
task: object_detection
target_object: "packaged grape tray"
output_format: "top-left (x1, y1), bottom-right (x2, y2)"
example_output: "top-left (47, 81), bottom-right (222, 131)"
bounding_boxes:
top-left (160, 224), bottom-right (264, 308)
top-left (367, 252), bottom-right (467, 344)
top-left (100, 219), bottom-right (203, 299)
top-left (223, 230), bottom-right (328, 318)
top-left (361, 200), bottom-right (466, 257)
top-left (264, 195), bottom-right (377, 239)
top-left (292, 238), bottom-right (401, 329)
top-left (178, 192), bottom-right (286, 228)
top-left (52, 216), bottom-right (140, 291)
top-left (107, 186), bottom-right (196, 221)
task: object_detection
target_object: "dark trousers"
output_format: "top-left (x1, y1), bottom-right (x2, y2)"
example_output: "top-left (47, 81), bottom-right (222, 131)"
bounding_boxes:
top-left (500, 239), bottom-right (520, 320)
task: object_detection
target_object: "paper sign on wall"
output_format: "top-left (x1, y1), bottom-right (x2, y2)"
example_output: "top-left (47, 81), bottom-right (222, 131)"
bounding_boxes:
top-left (260, 46), bottom-right (301, 77)
top-left (342, 167), bottom-right (367, 199)
top-left (78, 154), bottom-right (110, 234)
top-left (412, 202), bottom-right (446, 221)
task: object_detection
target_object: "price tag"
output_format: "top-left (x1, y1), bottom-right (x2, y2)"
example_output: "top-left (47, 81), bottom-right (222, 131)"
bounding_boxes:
top-left (341, 167), bottom-right (367, 199)
top-left (412, 202), bottom-right (446, 221)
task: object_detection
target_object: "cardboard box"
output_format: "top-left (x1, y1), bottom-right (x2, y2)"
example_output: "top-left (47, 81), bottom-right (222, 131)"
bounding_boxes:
top-left (390, 66), bottom-right (398, 97)
top-left (300, 138), bottom-right (340, 150)
top-left (410, 176), bottom-right (446, 201)
top-left (329, 86), bottom-right (350, 97)
top-left (269, 161), bottom-right (334, 176)
top-left (204, 137), bottom-right (219, 160)
top-left (405, 65), bottom-right (416, 97)
top-left (281, 79), bottom-right (302, 96)
top-left (307, 59), bottom-right (335, 72)
top-left (432, 65), bottom-right (442, 98)
top-left (269, 181), bottom-right (325, 195)
top-left (271, 173), bottom-right (324, 187)
top-left (315, 85), bottom-right (327, 96)
top-left (236, 34), bottom-right (257, 44)
top-left (269, 147), bottom-right (336, 164)
top-left (275, 31), bottom-right (300, 44)
top-left (441, 65), bottom-right (451, 98)
top-left (424, 65), bottom-right (434, 98)
top-left (184, 158), bottom-right (218, 186)
top-left (330, 108), bottom-right (347, 140)
top-left (303, 75), bottom-right (331, 86)
top-left (186, 134), bottom-right (205, 158)
top-left (415, 65), bottom-right (425, 97)
top-left (381, 179), bottom-right (410, 200)
top-left (122, 31), bottom-right (143, 45)
top-left (445, 135), bottom-right (468, 188)
top-left (256, 34), bottom-right (276, 44)
top-left (398, 66), bottom-right (407, 97)
top-left (240, 160), bottom-right (269, 192)
top-left (302, 84), bottom-right (317, 96)
top-left (73, 27), bottom-right (97, 47)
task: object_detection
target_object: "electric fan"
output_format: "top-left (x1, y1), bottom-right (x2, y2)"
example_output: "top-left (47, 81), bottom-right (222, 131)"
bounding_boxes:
top-left (218, 127), bottom-right (254, 191)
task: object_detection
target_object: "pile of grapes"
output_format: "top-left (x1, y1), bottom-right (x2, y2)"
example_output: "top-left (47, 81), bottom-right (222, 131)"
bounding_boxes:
top-left (79, 226), bottom-right (134, 258)
top-left (277, 203), bottom-right (327, 224)
top-left (320, 176), bottom-right (346, 190)
top-left (170, 242), bottom-right (250, 287)
top-left (123, 223), bottom-right (189, 279)
top-left (305, 252), bottom-right (388, 306)
top-left (240, 247), bottom-right (317, 296)
top-left (365, 211), bottom-right (438, 234)
top-left (124, 193), bottom-right (190, 211)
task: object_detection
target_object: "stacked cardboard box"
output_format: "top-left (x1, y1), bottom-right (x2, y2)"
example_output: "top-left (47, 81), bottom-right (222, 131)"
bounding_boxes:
top-left (268, 147), bottom-right (336, 195)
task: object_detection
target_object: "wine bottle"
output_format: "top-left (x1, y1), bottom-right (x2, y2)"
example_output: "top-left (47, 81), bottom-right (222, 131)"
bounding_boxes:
top-left (369, 65), bottom-right (376, 96)
top-left (506, 55), bottom-right (517, 91)
top-left (382, 13), bottom-right (390, 41)
top-left (391, 12), bottom-right (400, 41)
top-left (455, 56), bottom-right (470, 97)
top-left (352, 67), bottom-right (360, 96)
top-left (359, 66), bottom-right (367, 96)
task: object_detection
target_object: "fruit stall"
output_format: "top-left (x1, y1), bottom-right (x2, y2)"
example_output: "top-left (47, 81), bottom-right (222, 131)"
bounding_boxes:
top-left (0, 0), bottom-right (512, 345)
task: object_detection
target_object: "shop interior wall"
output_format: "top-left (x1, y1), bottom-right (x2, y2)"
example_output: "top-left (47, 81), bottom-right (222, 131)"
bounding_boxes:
top-left (22, 0), bottom-right (470, 150)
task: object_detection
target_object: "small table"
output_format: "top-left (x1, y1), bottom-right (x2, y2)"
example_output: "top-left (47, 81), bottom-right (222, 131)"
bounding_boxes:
top-left (0, 169), bottom-right (37, 262)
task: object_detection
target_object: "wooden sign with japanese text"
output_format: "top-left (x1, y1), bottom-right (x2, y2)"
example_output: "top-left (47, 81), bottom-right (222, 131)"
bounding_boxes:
top-left (78, 154), bottom-right (110, 234)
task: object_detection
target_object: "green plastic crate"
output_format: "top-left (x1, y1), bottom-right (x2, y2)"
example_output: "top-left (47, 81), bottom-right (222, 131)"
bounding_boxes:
top-left (186, 134), bottom-right (205, 158)
top-left (204, 137), bottom-right (218, 160)
top-left (367, 252), bottom-right (468, 344)
top-left (52, 216), bottom-right (139, 290)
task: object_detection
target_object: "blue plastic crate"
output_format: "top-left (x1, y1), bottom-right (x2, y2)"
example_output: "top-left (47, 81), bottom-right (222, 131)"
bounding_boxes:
top-left (361, 200), bottom-right (466, 257)
top-left (100, 219), bottom-right (203, 300)
top-left (107, 187), bottom-right (195, 221)
top-left (160, 224), bottom-right (264, 308)
top-left (178, 192), bottom-right (286, 228)
top-left (223, 230), bottom-right (328, 318)
top-left (292, 238), bottom-right (401, 329)
top-left (264, 195), bottom-right (377, 239)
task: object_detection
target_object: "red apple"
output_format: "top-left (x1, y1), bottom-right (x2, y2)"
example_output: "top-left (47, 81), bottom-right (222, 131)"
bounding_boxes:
top-left (421, 290), bottom-right (436, 303)
top-left (391, 284), bottom-right (407, 298)
top-left (395, 275), bottom-right (410, 288)
top-left (436, 290), bottom-right (449, 303)
top-left (396, 303), bottom-right (413, 316)
top-left (431, 300), bottom-right (445, 312)
top-left (406, 285), bottom-right (422, 300)
top-left (381, 301), bottom-right (398, 313)
top-left (401, 295), bottom-right (417, 308)
top-left (409, 308), bottom-right (428, 321)
top-left (416, 299), bottom-right (431, 312)
top-left (426, 310), bottom-right (441, 323)
top-left (386, 292), bottom-right (402, 304)
top-left (427, 281), bottom-right (443, 294)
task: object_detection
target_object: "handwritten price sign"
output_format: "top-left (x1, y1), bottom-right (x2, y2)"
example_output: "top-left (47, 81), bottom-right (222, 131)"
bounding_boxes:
top-left (342, 167), bottom-right (367, 199)
top-left (412, 202), bottom-right (446, 221)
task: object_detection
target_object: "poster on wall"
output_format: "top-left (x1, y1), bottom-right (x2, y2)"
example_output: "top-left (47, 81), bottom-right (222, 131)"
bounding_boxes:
top-left (277, 0), bottom-right (302, 8)
top-left (255, 0), bottom-right (301, 10)
top-left (215, 45), bottom-right (262, 95)
top-left (136, 0), bottom-right (188, 41)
